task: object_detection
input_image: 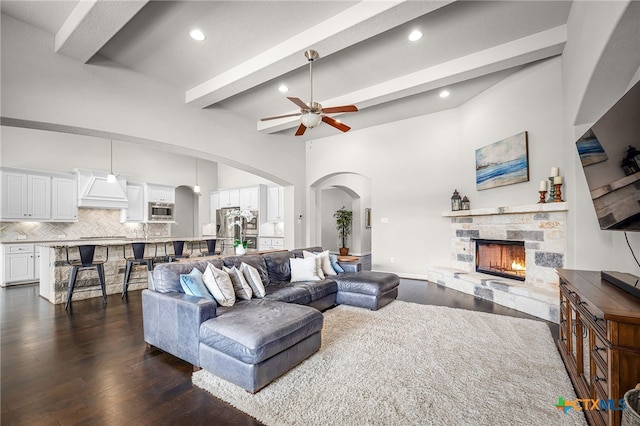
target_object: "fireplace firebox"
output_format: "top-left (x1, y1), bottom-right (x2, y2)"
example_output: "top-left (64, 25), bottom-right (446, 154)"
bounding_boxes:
top-left (474, 239), bottom-right (526, 281)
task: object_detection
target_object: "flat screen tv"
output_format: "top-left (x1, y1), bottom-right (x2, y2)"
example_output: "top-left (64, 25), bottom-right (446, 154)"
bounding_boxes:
top-left (576, 79), bottom-right (640, 231)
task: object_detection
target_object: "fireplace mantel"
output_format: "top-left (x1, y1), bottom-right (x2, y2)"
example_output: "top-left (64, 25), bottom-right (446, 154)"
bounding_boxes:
top-left (442, 202), bottom-right (568, 218)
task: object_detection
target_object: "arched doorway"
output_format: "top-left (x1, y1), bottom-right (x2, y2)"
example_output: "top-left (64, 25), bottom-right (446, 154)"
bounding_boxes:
top-left (310, 173), bottom-right (371, 256)
top-left (172, 186), bottom-right (199, 237)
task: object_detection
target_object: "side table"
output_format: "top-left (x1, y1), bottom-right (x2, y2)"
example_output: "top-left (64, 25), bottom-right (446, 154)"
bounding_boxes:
top-left (337, 255), bottom-right (362, 272)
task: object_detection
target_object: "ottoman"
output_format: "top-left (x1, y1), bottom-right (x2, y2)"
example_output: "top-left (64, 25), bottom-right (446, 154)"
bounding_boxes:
top-left (334, 271), bottom-right (400, 310)
top-left (198, 299), bottom-right (323, 393)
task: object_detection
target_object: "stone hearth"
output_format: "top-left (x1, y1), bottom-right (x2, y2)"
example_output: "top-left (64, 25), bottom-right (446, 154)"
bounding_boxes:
top-left (428, 203), bottom-right (568, 323)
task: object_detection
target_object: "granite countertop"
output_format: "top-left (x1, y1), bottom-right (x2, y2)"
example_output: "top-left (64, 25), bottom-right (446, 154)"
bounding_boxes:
top-left (2, 236), bottom-right (220, 247)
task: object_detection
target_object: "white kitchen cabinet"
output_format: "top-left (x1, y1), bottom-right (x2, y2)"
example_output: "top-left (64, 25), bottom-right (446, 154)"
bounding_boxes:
top-left (51, 177), bottom-right (78, 221)
top-left (259, 237), bottom-right (284, 250)
top-left (121, 184), bottom-right (145, 222)
top-left (240, 187), bottom-right (260, 210)
top-left (218, 189), bottom-right (240, 208)
top-left (2, 244), bottom-right (38, 285)
top-left (1, 171), bottom-right (51, 220)
top-left (29, 175), bottom-right (52, 219)
top-left (267, 186), bottom-right (284, 222)
top-left (146, 184), bottom-right (175, 203)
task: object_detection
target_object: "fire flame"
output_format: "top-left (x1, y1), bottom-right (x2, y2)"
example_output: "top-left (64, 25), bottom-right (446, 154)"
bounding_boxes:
top-left (511, 260), bottom-right (526, 271)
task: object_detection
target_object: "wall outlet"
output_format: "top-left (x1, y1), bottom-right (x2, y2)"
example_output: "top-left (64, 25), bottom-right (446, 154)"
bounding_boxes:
top-left (390, 257), bottom-right (395, 263)
top-left (380, 217), bottom-right (389, 224)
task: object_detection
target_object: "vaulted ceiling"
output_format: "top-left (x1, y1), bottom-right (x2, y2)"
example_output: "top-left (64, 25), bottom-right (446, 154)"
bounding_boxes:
top-left (1, 0), bottom-right (572, 139)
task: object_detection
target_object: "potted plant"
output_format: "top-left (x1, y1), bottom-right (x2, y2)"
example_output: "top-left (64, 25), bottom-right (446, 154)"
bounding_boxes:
top-left (334, 206), bottom-right (353, 256)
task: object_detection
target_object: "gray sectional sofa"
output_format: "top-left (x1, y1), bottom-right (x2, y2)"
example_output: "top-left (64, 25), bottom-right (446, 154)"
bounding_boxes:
top-left (142, 246), bottom-right (399, 393)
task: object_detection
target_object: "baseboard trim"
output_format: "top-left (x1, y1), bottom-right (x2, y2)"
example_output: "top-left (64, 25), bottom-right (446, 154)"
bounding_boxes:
top-left (372, 270), bottom-right (428, 281)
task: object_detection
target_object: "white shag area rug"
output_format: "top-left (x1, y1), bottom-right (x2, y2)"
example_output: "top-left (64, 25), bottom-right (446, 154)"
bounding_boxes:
top-left (192, 301), bottom-right (586, 426)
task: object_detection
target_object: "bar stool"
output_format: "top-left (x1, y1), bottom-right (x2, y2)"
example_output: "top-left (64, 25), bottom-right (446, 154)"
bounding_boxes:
top-left (122, 242), bottom-right (154, 297)
top-left (199, 239), bottom-right (220, 256)
top-left (167, 240), bottom-right (191, 262)
top-left (65, 245), bottom-right (107, 310)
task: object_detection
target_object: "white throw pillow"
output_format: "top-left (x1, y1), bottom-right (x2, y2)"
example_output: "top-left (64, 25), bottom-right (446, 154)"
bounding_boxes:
top-left (223, 265), bottom-right (253, 300)
top-left (290, 257), bottom-right (322, 282)
top-left (304, 250), bottom-right (336, 276)
top-left (202, 264), bottom-right (236, 307)
top-left (240, 262), bottom-right (266, 298)
top-left (302, 250), bottom-right (325, 279)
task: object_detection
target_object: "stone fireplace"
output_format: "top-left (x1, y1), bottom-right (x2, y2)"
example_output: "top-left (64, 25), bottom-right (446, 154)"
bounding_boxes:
top-left (427, 203), bottom-right (568, 323)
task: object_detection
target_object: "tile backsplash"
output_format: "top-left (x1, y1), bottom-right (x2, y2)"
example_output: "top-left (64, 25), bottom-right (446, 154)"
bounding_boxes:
top-left (0, 209), bottom-right (170, 242)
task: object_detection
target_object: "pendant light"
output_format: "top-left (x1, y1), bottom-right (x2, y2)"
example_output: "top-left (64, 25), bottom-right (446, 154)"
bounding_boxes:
top-left (193, 158), bottom-right (201, 194)
top-left (107, 139), bottom-right (116, 183)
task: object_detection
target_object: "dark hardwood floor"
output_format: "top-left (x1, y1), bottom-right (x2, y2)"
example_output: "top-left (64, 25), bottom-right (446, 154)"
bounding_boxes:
top-left (1, 279), bottom-right (558, 425)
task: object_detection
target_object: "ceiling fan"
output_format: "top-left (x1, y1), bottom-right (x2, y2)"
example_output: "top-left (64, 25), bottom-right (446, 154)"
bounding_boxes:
top-left (260, 50), bottom-right (358, 136)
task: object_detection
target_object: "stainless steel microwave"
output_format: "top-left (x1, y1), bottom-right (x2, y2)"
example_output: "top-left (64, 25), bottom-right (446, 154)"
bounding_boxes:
top-left (148, 202), bottom-right (174, 221)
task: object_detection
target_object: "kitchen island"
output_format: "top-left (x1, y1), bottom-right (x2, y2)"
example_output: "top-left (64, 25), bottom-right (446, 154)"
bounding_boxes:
top-left (37, 236), bottom-right (221, 304)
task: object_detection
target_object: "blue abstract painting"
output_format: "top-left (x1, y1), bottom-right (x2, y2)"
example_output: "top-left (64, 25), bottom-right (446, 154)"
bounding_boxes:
top-left (576, 129), bottom-right (608, 166)
top-left (476, 132), bottom-right (529, 190)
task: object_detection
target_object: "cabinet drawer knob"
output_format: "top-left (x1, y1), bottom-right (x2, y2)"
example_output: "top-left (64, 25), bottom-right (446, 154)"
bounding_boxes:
top-left (592, 315), bottom-right (604, 323)
top-left (593, 345), bottom-right (605, 352)
top-left (578, 301), bottom-right (587, 306)
top-left (594, 374), bottom-right (605, 383)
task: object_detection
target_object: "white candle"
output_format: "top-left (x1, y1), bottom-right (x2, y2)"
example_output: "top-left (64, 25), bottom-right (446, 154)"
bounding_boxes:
top-left (539, 180), bottom-right (547, 191)
top-left (550, 167), bottom-right (559, 177)
top-left (554, 176), bottom-right (563, 184)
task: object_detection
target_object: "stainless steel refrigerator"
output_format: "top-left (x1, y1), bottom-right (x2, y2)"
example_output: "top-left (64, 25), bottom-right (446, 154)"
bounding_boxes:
top-left (216, 208), bottom-right (259, 252)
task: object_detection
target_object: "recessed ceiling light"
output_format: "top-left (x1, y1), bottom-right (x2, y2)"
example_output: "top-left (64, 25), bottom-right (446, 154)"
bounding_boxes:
top-left (189, 29), bottom-right (205, 41)
top-left (439, 90), bottom-right (450, 98)
top-left (278, 84), bottom-right (289, 93)
top-left (408, 30), bottom-right (423, 42)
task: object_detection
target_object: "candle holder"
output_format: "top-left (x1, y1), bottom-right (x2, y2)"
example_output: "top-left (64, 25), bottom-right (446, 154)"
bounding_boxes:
top-left (538, 191), bottom-right (547, 204)
top-left (553, 184), bottom-right (563, 202)
top-left (547, 177), bottom-right (555, 202)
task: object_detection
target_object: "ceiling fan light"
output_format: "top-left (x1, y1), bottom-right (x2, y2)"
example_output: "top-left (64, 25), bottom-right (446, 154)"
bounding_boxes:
top-left (107, 173), bottom-right (117, 183)
top-left (193, 184), bottom-right (201, 194)
top-left (408, 30), bottom-right (423, 42)
top-left (301, 112), bottom-right (322, 128)
top-left (189, 29), bottom-right (205, 41)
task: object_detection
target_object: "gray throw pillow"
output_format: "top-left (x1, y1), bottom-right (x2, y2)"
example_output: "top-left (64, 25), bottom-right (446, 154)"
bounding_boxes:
top-left (223, 265), bottom-right (253, 300)
top-left (240, 262), bottom-right (266, 298)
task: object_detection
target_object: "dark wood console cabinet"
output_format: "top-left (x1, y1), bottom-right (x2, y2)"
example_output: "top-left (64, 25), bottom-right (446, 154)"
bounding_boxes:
top-left (556, 269), bottom-right (640, 426)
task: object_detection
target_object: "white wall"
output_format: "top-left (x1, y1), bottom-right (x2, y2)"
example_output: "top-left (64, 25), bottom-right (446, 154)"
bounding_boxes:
top-left (217, 163), bottom-right (275, 189)
top-left (458, 59), bottom-right (564, 209)
top-left (307, 58), bottom-right (563, 277)
top-left (0, 13), bottom-right (308, 247)
top-left (561, 0), bottom-right (640, 275)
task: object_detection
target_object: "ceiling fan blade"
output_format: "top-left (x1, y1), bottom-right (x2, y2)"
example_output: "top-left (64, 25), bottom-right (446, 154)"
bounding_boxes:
top-left (322, 115), bottom-right (351, 133)
top-left (295, 123), bottom-right (307, 136)
top-left (321, 105), bottom-right (358, 114)
top-left (260, 112), bottom-right (301, 121)
top-left (288, 97), bottom-right (309, 110)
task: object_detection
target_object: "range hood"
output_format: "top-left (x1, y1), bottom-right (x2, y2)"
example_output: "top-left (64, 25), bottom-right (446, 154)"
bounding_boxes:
top-left (74, 169), bottom-right (128, 209)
